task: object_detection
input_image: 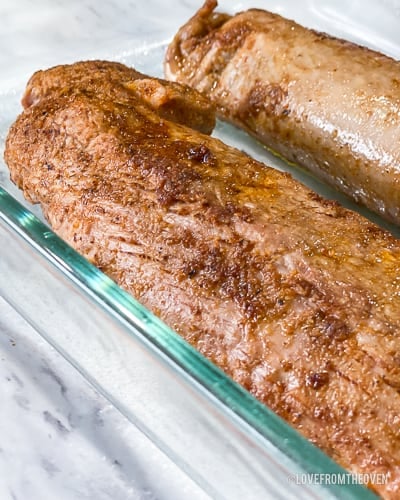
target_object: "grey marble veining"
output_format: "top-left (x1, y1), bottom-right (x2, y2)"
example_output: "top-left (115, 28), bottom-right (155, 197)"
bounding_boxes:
top-left (0, 297), bottom-right (208, 500)
top-left (0, 3), bottom-right (214, 488)
top-left (1, 1), bottom-right (400, 499)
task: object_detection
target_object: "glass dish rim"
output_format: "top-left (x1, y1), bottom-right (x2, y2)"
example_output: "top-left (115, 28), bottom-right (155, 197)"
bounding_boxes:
top-left (0, 186), bottom-right (377, 499)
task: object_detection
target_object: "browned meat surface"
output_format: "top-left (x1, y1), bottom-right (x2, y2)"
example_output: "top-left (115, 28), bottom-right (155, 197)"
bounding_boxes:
top-left (165, 0), bottom-right (400, 225)
top-left (5, 60), bottom-right (400, 498)
top-left (23, 60), bottom-right (216, 135)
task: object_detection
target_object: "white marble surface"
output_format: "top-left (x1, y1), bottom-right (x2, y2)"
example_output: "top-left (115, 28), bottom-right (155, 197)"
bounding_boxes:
top-left (2, 1), bottom-right (400, 499)
top-left (0, 1), bottom-right (214, 499)
top-left (0, 296), bottom-right (208, 500)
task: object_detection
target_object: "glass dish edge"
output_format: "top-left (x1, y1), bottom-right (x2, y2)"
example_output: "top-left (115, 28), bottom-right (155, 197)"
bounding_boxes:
top-left (0, 187), bottom-right (377, 499)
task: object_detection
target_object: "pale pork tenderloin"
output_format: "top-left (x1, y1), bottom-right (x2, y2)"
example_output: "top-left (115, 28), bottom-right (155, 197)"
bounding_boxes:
top-left (165, 0), bottom-right (400, 225)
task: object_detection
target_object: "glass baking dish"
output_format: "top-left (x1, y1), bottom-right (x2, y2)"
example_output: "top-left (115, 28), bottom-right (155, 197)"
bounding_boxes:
top-left (1, 0), bottom-right (399, 497)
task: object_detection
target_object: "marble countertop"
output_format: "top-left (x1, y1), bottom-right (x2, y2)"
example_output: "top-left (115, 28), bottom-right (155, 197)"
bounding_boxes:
top-left (0, 1), bottom-right (213, 498)
top-left (0, 297), bottom-right (207, 500)
top-left (3, 1), bottom-right (399, 499)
